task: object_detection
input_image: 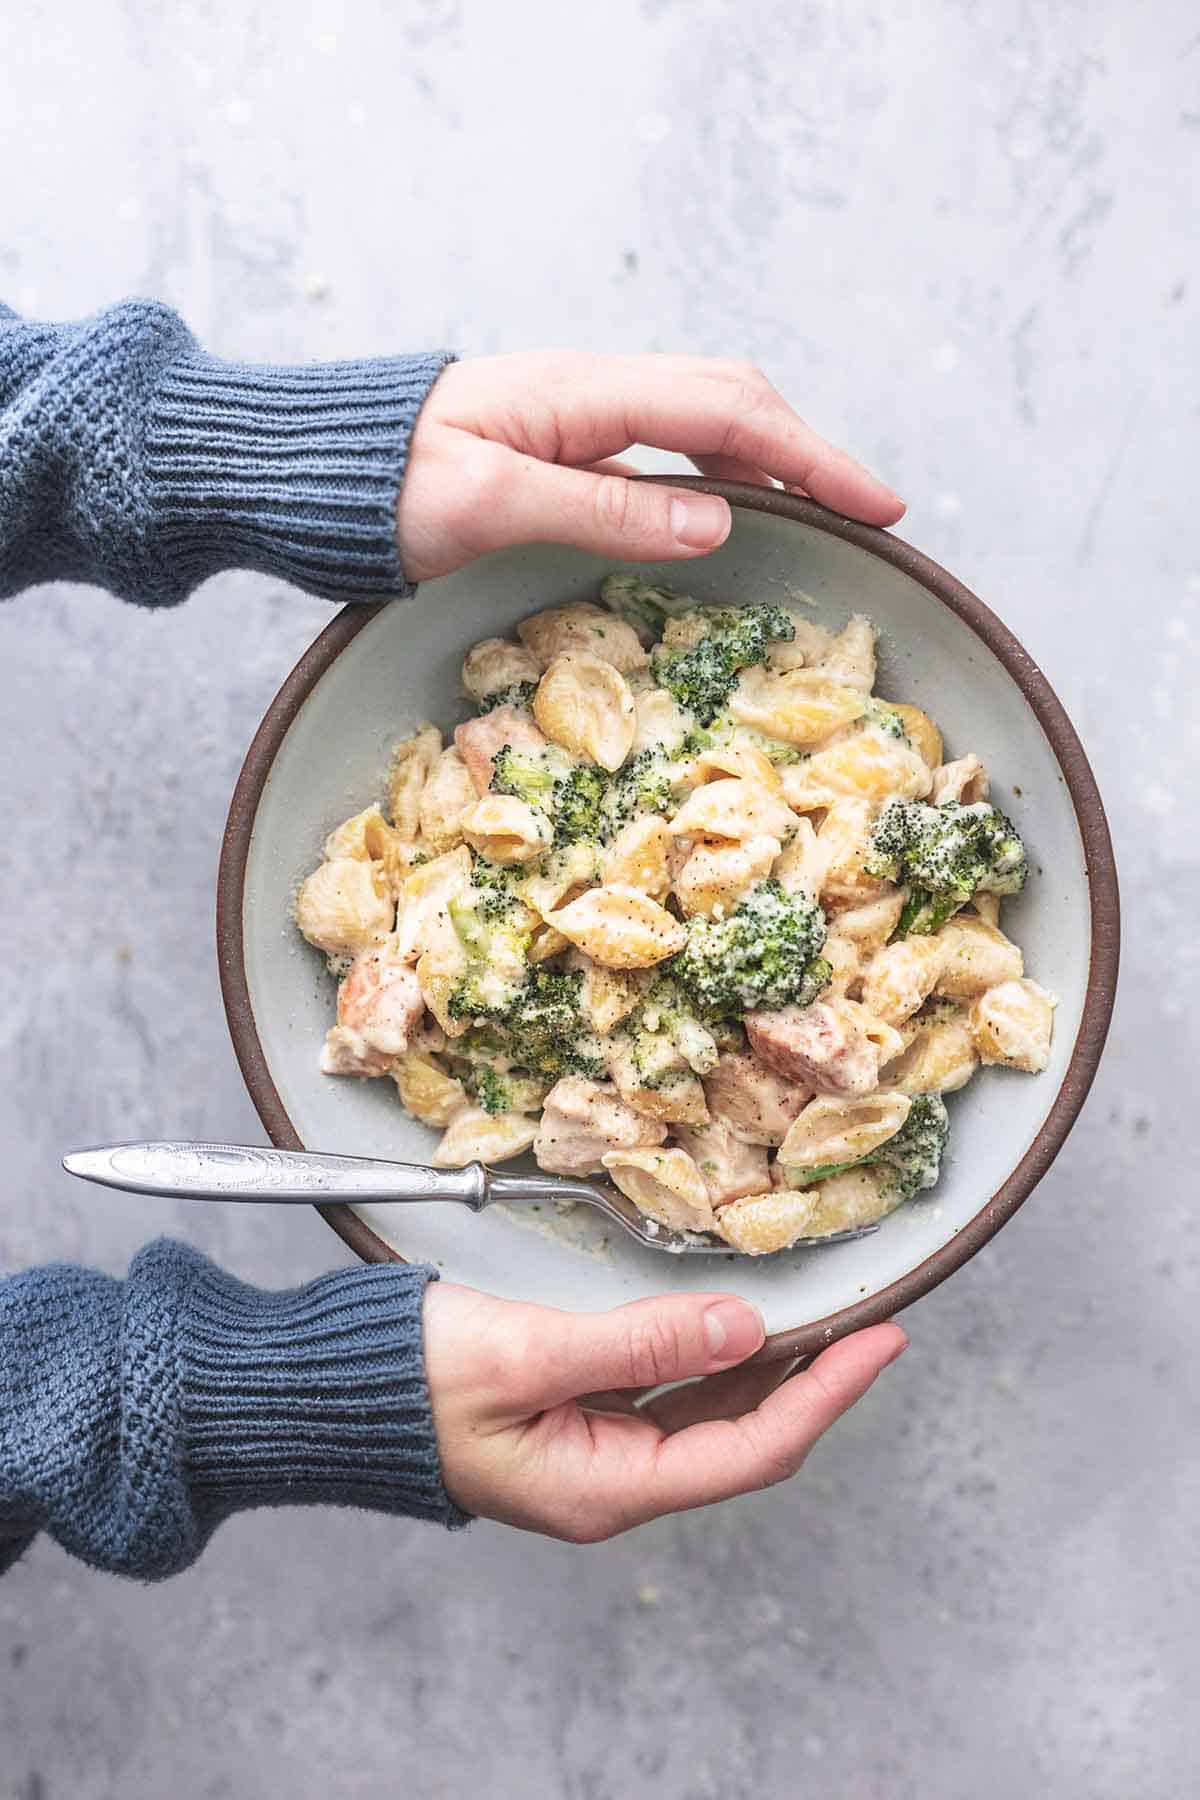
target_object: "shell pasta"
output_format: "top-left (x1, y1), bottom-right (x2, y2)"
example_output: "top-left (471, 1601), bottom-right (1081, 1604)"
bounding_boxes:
top-left (294, 577), bottom-right (1053, 1253)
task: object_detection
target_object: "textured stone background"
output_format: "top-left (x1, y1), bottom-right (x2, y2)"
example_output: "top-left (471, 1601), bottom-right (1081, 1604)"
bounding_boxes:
top-left (1, 3), bottom-right (1196, 1795)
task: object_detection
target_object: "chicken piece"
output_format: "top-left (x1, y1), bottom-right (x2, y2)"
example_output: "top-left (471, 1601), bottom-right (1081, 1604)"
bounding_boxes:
top-left (745, 997), bottom-right (902, 1097)
top-left (517, 602), bottom-right (648, 674)
top-left (461, 637), bottom-right (541, 703)
top-left (672, 1121), bottom-right (771, 1207)
top-left (453, 705), bottom-right (549, 796)
top-left (320, 941), bottom-right (425, 1075)
top-left (702, 1049), bottom-right (809, 1146)
top-left (533, 1077), bottom-right (668, 1176)
top-left (320, 1026), bottom-right (391, 1078)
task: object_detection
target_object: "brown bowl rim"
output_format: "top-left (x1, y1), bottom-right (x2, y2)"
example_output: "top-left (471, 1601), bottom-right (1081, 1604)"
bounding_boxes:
top-left (216, 480), bottom-right (1120, 1362)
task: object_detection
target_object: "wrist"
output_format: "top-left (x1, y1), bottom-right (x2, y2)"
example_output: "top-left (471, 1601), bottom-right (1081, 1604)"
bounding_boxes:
top-left (148, 1243), bottom-right (470, 1529)
top-left (145, 347), bottom-right (455, 603)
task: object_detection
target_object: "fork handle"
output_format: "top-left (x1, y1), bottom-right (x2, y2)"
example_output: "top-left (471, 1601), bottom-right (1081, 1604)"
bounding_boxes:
top-left (62, 1141), bottom-right (490, 1207)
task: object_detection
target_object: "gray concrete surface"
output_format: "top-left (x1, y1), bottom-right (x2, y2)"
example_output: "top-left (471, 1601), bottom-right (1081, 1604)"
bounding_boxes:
top-left (1, 2), bottom-right (1196, 1795)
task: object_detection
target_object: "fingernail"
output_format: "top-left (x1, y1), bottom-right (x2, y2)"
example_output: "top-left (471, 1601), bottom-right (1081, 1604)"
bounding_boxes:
top-left (703, 1298), bottom-right (764, 1363)
top-left (670, 494), bottom-right (731, 549)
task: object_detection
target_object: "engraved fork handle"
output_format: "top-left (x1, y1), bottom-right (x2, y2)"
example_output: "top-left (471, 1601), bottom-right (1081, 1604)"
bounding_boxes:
top-left (61, 1141), bottom-right (494, 1207)
top-left (61, 1141), bottom-right (610, 1212)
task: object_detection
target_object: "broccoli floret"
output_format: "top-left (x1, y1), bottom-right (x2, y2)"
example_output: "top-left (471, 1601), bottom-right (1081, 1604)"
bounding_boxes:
top-left (599, 572), bottom-right (694, 641)
top-left (552, 763), bottom-right (608, 846)
top-left (498, 965), bottom-right (606, 1080)
top-left (784, 1094), bottom-right (950, 1197)
top-left (490, 743), bottom-right (559, 809)
top-left (476, 680), bottom-right (538, 715)
top-left (631, 976), bottom-right (720, 1075)
top-left (894, 888), bottom-right (963, 937)
top-left (468, 857), bottom-right (526, 923)
top-left (871, 1094), bottom-right (950, 1200)
top-left (468, 1066), bottom-right (513, 1115)
top-left (670, 878), bottom-right (830, 1018)
top-left (691, 716), bottom-right (804, 766)
top-left (463, 1064), bottom-right (549, 1117)
top-left (866, 800), bottom-right (1028, 936)
top-left (452, 964), bottom-right (604, 1077)
top-left (650, 604), bottom-right (796, 726)
top-left (447, 894), bottom-right (532, 1018)
top-left (491, 744), bottom-right (606, 848)
top-left (599, 747), bottom-right (676, 839)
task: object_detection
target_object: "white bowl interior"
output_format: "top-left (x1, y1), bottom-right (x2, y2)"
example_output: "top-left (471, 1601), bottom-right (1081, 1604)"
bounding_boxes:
top-left (241, 511), bottom-right (1091, 1332)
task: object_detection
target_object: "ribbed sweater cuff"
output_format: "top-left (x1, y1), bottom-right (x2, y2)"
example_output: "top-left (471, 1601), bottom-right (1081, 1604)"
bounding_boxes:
top-left (178, 1257), bottom-right (469, 1530)
top-left (146, 349), bottom-right (455, 603)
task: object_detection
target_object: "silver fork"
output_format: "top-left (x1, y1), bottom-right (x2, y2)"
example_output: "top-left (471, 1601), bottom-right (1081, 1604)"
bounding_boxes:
top-left (61, 1142), bottom-right (879, 1256)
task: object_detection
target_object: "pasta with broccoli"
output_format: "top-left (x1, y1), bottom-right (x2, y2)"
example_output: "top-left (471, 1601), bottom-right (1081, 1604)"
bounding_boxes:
top-left (294, 576), bottom-right (1054, 1254)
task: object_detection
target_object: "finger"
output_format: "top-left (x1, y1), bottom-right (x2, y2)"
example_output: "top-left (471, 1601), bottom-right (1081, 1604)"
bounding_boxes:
top-left (581, 456), bottom-right (643, 478)
top-left (689, 453), bottom-right (776, 488)
top-left (538, 362), bottom-right (904, 524)
top-left (621, 1324), bottom-right (907, 1524)
top-left (457, 445), bottom-right (734, 563)
top-left (532, 1292), bottom-right (766, 1410)
top-left (638, 1355), bottom-right (802, 1432)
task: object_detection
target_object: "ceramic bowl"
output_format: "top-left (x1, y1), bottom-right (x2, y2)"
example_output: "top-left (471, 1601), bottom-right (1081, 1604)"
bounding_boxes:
top-left (217, 482), bottom-right (1119, 1361)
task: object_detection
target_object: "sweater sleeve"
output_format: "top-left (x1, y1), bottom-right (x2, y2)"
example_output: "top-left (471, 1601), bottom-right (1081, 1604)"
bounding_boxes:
top-left (0, 298), bottom-right (453, 606)
top-left (0, 1241), bottom-right (469, 1580)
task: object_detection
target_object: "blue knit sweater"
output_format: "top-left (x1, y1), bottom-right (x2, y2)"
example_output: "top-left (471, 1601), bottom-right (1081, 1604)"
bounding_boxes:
top-left (0, 299), bottom-right (467, 1578)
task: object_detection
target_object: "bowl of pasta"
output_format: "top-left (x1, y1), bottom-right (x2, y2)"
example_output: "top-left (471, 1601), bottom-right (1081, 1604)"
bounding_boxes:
top-left (217, 482), bottom-right (1118, 1359)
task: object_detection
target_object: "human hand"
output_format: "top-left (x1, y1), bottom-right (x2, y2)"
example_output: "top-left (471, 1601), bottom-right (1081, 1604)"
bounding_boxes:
top-left (422, 1282), bottom-right (906, 1541)
top-left (396, 352), bottom-right (903, 582)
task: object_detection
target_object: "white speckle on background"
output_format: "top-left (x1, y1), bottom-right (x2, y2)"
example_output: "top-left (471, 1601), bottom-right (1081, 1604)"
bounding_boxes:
top-left (634, 112), bottom-right (672, 144)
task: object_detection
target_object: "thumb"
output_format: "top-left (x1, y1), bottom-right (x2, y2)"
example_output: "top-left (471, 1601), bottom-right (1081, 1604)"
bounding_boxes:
top-left (538, 1293), bottom-right (765, 1407)
top-left (473, 448), bottom-right (733, 563)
